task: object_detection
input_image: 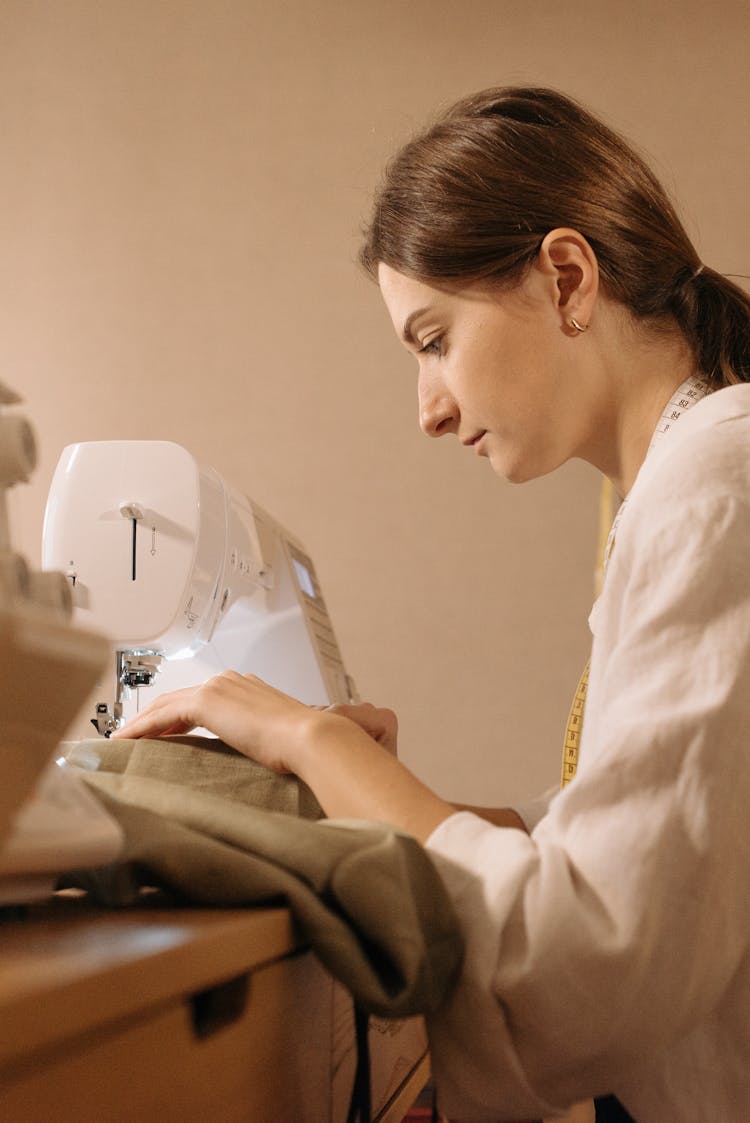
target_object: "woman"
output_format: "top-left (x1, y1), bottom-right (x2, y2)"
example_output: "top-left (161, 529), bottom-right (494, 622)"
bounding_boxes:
top-left (116, 88), bottom-right (750, 1122)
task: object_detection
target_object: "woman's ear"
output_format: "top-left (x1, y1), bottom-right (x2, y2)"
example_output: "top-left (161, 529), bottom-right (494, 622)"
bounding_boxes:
top-left (536, 228), bottom-right (599, 332)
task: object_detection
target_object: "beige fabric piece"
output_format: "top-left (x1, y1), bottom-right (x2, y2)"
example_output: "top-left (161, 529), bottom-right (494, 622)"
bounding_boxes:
top-left (63, 735), bottom-right (323, 819)
top-left (59, 737), bottom-right (463, 1019)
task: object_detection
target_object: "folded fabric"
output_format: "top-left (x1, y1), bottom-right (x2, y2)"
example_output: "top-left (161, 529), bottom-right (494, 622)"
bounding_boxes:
top-left (60, 737), bottom-right (464, 1019)
top-left (63, 735), bottom-right (323, 819)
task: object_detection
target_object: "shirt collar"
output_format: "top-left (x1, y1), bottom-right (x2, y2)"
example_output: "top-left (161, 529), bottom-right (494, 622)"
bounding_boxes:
top-left (602, 376), bottom-right (712, 577)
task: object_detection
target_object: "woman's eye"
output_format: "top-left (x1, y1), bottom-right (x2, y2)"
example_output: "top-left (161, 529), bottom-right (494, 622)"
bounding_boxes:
top-left (418, 336), bottom-right (443, 356)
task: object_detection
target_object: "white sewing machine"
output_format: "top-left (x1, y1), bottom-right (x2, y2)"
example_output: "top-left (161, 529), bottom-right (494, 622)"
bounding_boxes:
top-left (42, 440), bottom-right (358, 739)
top-left (0, 386), bottom-right (123, 902)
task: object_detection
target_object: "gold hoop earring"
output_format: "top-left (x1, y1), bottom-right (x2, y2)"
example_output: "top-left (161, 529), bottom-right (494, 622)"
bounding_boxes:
top-left (570, 317), bottom-right (589, 333)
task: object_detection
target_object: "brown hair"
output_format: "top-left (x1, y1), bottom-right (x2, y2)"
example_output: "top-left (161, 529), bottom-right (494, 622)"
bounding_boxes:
top-left (360, 86), bottom-right (750, 387)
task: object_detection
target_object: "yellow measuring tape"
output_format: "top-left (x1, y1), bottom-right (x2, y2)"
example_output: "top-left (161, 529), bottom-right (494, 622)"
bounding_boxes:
top-left (561, 659), bottom-right (589, 788)
top-left (560, 477), bottom-right (617, 788)
top-left (560, 377), bottom-right (711, 788)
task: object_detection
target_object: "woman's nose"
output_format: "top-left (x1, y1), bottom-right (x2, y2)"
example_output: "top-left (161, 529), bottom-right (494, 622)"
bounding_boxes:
top-left (418, 372), bottom-right (459, 438)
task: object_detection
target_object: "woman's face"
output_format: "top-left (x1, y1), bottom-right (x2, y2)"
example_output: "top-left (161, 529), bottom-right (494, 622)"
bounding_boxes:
top-left (378, 263), bottom-right (598, 484)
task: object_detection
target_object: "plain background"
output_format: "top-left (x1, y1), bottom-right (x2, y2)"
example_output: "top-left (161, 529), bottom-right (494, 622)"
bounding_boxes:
top-left (2, 0), bottom-right (749, 806)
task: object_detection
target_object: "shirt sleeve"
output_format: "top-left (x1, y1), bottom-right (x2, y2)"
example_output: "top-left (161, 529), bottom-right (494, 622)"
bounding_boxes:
top-left (513, 784), bottom-right (557, 833)
top-left (423, 474), bottom-right (750, 1120)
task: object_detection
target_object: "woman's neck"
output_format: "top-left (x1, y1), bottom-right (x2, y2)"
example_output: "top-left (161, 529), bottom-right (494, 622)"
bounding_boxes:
top-left (582, 314), bottom-right (699, 497)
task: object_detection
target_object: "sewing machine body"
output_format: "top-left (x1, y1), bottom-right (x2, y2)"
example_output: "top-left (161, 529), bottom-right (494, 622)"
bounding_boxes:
top-left (42, 441), bottom-right (357, 738)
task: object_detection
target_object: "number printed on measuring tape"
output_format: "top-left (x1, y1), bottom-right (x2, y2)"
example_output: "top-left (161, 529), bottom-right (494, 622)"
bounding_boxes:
top-left (561, 661), bottom-right (590, 787)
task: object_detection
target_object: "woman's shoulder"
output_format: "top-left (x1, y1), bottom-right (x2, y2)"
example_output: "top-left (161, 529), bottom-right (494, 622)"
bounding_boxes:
top-left (681, 382), bottom-right (750, 432)
top-left (633, 383), bottom-right (750, 510)
top-left (606, 384), bottom-right (750, 578)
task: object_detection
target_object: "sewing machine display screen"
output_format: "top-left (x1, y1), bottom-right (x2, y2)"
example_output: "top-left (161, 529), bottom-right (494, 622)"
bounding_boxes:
top-left (292, 558), bottom-right (317, 600)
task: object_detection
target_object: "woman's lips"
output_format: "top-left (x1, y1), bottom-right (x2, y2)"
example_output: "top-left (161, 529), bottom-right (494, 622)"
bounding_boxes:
top-left (464, 430), bottom-right (488, 453)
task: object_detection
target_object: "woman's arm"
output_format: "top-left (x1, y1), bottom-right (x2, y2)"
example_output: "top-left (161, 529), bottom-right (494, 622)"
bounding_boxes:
top-left (450, 803), bottom-right (527, 831)
top-left (320, 703), bottom-right (528, 833)
top-left (114, 671), bottom-right (458, 841)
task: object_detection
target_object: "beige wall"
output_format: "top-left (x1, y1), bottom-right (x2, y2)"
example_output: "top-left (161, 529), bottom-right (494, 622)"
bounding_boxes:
top-left (2, 0), bottom-right (749, 805)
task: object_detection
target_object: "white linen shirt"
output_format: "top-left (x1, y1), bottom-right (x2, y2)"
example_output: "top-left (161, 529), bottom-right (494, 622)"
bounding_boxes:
top-left (424, 384), bottom-right (750, 1122)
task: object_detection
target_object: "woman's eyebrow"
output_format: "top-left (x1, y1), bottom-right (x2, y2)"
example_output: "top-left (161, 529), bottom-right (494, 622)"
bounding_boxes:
top-left (401, 307), bottom-right (431, 345)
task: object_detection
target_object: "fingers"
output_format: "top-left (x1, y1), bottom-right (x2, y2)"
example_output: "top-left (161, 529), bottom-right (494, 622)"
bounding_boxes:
top-left (113, 671), bottom-right (313, 774)
top-left (112, 685), bottom-right (200, 740)
top-left (117, 672), bottom-right (254, 738)
top-left (325, 702), bottom-right (399, 755)
top-left (113, 676), bottom-right (400, 780)
top-left (114, 672), bottom-right (253, 740)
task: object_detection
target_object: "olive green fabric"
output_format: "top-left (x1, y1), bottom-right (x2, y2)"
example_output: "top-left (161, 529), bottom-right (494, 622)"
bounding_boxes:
top-left (60, 737), bottom-right (463, 1018)
top-left (64, 735), bottom-right (324, 819)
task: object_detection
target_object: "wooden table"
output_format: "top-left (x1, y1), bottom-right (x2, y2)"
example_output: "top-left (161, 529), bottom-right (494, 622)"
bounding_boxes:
top-left (0, 894), bottom-right (429, 1122)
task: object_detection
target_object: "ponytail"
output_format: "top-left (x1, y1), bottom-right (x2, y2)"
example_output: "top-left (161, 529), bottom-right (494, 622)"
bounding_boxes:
top-left (668, 268), bottom-right (750, 387)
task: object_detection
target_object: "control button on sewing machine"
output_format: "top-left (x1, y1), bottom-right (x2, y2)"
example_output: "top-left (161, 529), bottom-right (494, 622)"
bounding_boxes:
top-left (28, 571), bottom-right (74, 621)
top-left (0, 552), bottom-right (30, 602)
top-left (0, 414), bottom-right (37, 486)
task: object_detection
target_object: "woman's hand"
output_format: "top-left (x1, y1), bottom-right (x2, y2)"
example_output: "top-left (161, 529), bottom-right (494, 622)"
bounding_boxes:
top-left (114, 674), bottom-right (399, 773)
top-left (113, 671), bottom-right (322, 773)
top-left (114, 674), bottom-right (454, 840)
top-left (322, 702), bottom-right (398, 756)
